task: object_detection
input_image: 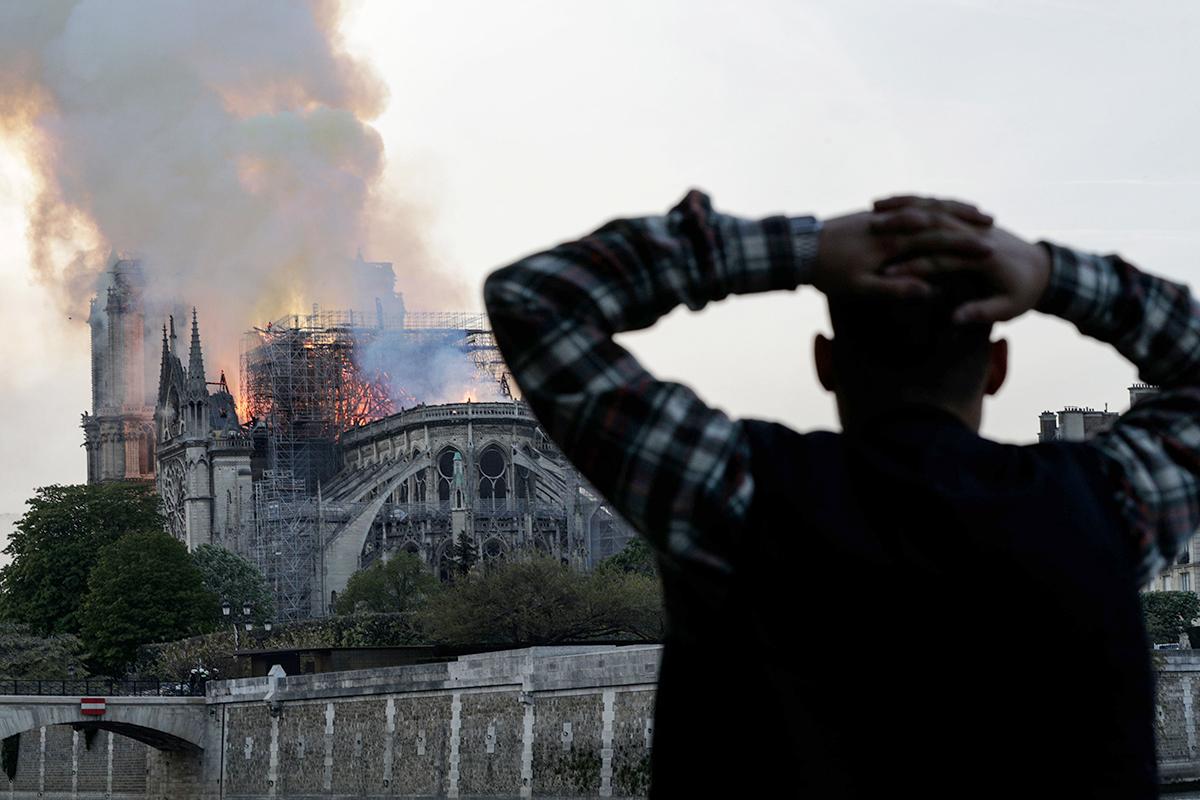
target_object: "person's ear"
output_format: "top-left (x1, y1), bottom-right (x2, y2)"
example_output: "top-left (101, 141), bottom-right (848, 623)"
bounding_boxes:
top-left (984, 338), bottom-right (1008, 396)
top-left (815, 334), bottom-right (836, 392)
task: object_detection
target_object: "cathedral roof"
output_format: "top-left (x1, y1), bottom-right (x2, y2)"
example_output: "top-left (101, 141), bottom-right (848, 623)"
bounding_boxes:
top-left (209, 389), bottom-right (241, 432)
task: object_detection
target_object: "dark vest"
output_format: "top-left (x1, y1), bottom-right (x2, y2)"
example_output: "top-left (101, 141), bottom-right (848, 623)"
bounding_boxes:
top-left (649, 407), bottom-right (1157, 799)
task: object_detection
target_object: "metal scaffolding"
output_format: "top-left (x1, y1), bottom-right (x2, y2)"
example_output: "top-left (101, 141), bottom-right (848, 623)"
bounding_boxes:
top-left (239, 305), bottom-right (511, 620)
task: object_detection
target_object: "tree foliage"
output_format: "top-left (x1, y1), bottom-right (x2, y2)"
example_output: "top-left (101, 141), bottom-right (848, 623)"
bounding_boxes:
top-left (452, 532), bottom-right (478, 577)
top-left (335, 552), bottom-right (437, 615)
top-left (0, 483), bottom-right (163, 635)
top-left (191, 544), bottom-right (275, 623)
top-left (1142, 590), bottom-right (1200, 644)
top-left (419, 557), bottom-right (664, 645)
top-left (598, 537), bottom-right (657, 577)
top-left (0, 623), bottom-right (89, 679)
top-left (139, 629), bottom-right (241, 683)
top-left (140, 613), bottom-right (423, 680)
top-left (80, 531), bottom-right (217, 674)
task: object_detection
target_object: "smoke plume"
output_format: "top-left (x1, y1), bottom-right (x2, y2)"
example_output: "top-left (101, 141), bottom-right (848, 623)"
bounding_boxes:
top-left (0, 0), bottom-right (442, 389)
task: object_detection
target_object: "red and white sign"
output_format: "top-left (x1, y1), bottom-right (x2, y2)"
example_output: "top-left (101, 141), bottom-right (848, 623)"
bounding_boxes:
top-left (80, 698), bottom-right (106, 716)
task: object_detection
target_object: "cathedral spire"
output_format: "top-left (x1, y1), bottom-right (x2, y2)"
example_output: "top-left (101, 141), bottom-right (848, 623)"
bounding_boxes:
top-left (169, 314), bottom-right (177, 354)
top-left (157, 322), bottom-right (170, 398)
top-left (188, 308), bottom-right (206, 387)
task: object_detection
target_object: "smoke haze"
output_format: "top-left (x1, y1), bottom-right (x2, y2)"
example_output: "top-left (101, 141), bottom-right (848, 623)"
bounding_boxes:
top-left (0, 0), bottom-right (458, 387)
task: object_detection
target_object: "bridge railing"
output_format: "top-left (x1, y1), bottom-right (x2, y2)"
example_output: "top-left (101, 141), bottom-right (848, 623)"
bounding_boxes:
top-left (0, 679), bottom-right (206, 697)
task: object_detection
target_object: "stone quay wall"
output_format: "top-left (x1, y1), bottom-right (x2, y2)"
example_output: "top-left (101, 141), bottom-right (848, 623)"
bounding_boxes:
top-left (14, 646), bottom-right (1200, 796)
top-left (213, 644), bottom-right (660, 799)
top-left (1152, 651), bottom-right (1200, 784)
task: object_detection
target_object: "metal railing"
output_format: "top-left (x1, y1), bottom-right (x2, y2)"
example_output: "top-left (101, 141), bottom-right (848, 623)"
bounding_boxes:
top-left (0, 679), bottom-right (206, 697)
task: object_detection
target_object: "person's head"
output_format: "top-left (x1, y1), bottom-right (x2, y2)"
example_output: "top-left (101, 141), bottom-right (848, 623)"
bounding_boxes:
top-left (814, 273), bottom-right (1007, 431)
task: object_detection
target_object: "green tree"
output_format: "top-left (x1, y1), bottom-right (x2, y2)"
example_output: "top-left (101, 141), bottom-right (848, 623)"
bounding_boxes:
top-left (335, 552), bottom-right (437, 615)
top-left (140, 630), bottom-right (241, 684)
top-left (1142, 590), bottom-right (1200, 644)
top-left (420, 557), bottom-right (663, 645)
top-left (598, 537), bottom-right (657, 577)
top-left (0, 483), bottom-right (163, 635)
top-left (0, 623), bottom-right (89, 679)
top-left (191, 545), bottom-right (275, 623)
top-left (80, 531), bottom-right (217, 674)
top-left (452, 532), bottom-right (478, 577)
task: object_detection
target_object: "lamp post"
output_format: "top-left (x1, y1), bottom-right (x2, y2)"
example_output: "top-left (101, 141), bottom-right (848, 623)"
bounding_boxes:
top-left (222, 599), bottom-right (254, 650)
top-left (221, 599), bottom-right (274, 651)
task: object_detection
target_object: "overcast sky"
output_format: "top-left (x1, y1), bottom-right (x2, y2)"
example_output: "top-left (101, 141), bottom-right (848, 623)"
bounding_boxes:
top-left (1, 0), bottom-right (1198, 517)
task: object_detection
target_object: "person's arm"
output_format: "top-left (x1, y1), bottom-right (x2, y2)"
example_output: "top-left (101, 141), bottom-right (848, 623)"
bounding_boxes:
top-left (484, 190), bottom-right (988, 585)
top-left (1037, 244), bottom-right (1200, 585)
top-left (876, 195), bottom-right (1200, 586)
top-left (483, 191), bottom-right (815, 583)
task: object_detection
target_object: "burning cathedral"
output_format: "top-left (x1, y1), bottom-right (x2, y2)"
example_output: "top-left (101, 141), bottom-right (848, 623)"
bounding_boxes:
top-left (84, 256), bottom-right (635, 621)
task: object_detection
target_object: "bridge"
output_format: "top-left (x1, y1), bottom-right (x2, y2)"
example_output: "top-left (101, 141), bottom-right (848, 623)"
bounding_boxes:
top-left (0, 695), bottom-right (208, 752)
top-left (0, 684), bottom-right (220, 799)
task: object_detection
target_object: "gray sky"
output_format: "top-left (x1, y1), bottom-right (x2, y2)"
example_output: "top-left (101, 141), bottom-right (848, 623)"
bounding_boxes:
top-left (1, 0), bottom-right (1198, 515)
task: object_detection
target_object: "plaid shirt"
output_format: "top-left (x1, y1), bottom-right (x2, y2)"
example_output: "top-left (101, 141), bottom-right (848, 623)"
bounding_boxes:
top-left (483, 190), bottom-right (1200, 588)
top-left (1039, 243), bottom-right (1200, 584)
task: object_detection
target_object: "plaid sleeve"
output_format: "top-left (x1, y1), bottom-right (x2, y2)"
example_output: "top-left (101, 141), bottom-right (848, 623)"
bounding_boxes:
top-left (1038, 242), bottom-right (1200, 585)
top-left (483, 190), bottom-right (819, 579)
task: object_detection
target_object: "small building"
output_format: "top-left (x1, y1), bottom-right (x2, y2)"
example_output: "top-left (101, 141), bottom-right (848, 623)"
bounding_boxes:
top-left (1036, 385), bottom-right (1200, 595)
top-left (236, 642), bottom-right (657, 678)
top-left (237, 646), bottom-right (439, 677)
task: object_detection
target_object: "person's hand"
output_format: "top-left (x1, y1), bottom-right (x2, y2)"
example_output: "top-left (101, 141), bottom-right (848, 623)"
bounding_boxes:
top-left (813, 198), bottom-right (993, 299)
top-left (873, 195), bottom-right (1052, 323)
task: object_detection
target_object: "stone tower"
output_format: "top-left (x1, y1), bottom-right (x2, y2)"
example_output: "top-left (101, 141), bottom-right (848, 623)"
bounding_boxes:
top-left (155, 311), bottom-right (254, 552)
top-left (82, 258), bottom-right (157, 483)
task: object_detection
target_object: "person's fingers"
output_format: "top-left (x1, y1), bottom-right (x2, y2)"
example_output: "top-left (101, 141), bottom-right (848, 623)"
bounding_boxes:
top-left (873, 195), bottom-right (993, 227)
top-left (873, 195), bottom-right (925, 211)
top-left (940, 199), bottom-right (993, 226)
top-left (870, 208), bottom-right (940, 233)
top-left (857, 274), bottom-right (933, 299)
top-left (884, 229), bottom-right (992, 261)
top-left (871, 208), bottom-right (980, 235)
top-left (883, 253), bottom-right (985, 278)
top-left (952, 295), bottom-right (1016, 324)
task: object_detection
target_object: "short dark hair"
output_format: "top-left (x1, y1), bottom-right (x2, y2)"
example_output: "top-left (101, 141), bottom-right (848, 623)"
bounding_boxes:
top-left (827, 273), bottom-right (993, 406)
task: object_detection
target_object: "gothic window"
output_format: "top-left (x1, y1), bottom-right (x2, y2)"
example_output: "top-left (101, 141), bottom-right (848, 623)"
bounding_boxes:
top-left (478, 446), bottom-right (507, 507)
top-left (140, 432), bottom-right (153, 476)
top-left (161, 460), bottom-right (187, 541)
top-left (516, 465), bottom-right (533, 502)
top-left (164, 389), bottom-right (182, 441)
top-left (398, 479), bottom-right (409, 504)
top-left (483, 538), bottom-right (505, 562)
top-left (414, 469), bottom-right (427, 503)
top-left (437, 448), bottom-right (461, 508)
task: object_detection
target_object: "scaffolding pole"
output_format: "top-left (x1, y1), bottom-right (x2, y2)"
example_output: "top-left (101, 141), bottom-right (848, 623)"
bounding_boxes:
top-left (239, 306), bottom-right (510, 619)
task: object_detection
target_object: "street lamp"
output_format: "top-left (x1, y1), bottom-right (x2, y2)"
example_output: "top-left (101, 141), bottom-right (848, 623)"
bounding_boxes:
top-left (220, 599), bottom-right (275, 650)
top-left (222, 599), bottom-right (254, 650)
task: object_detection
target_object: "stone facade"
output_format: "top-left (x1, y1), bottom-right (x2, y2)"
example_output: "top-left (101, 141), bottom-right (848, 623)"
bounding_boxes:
top-left (207, 645), bottom-right (661, 799)
top-left (155, 311), bottom-right (254, 552)
top-left (82, 258), bottom-right (157, 485)
top-left (316, 402), bottom-right (637, 614)
top-left (5, 727), bottom-right (152, 799)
